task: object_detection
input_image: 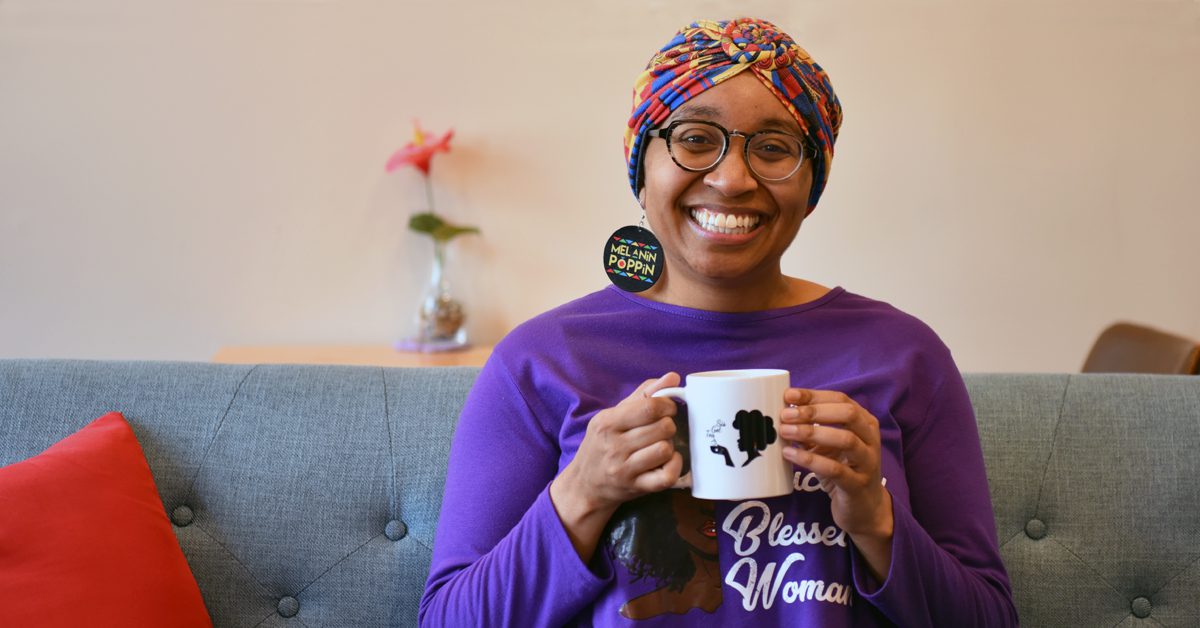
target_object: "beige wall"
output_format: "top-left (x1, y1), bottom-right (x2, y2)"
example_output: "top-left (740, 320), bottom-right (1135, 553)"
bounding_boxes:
top-left (2, 0), bottom-right (1198, 371)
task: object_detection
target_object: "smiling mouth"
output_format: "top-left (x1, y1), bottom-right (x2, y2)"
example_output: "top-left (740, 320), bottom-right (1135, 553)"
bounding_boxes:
top-left (699, 520), bottom-right (717, 538)
top-left (689, 208), bottom-right (762, 235)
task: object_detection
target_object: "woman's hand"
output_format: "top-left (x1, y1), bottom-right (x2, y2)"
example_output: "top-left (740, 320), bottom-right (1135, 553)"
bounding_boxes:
top-left (779, 388), bottom-right (894, 583)
top-left (550, 372), bottom-right (683, 562)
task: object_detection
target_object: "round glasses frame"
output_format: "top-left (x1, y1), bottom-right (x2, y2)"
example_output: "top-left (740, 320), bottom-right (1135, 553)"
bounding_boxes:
top-left (646, 119), bottom-right (809, 182)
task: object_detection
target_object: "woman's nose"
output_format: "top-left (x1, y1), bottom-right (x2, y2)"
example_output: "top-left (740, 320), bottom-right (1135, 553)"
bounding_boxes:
top-left (702, 139), bottom-right (758, 197)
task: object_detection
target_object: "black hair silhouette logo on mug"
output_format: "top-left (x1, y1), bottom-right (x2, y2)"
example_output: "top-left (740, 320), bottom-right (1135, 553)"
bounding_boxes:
top-left (706, 410), bottom-right (777, 467)
top-left (733, 409), bottom-right (777, 467)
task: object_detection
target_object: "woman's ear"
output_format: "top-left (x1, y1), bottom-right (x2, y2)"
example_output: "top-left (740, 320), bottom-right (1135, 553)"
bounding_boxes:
top-left (638, 188), bottom-right (646, 210)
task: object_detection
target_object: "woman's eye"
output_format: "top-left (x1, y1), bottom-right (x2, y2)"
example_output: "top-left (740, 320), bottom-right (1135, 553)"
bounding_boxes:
top-left (752, 140), bottom-right (798, 160)
top-left (680, 133), bottom-right (718, 145)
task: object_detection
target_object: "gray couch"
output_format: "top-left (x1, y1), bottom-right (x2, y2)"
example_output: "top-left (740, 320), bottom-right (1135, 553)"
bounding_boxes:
top-left (1, 360), bottom-right (1198, 627)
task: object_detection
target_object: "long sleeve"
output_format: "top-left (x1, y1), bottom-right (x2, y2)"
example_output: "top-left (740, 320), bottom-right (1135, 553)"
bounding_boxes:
top-left (418, 356), bottom-right (610, 627)
top-left (851, 371), bottom-right (1019, 626)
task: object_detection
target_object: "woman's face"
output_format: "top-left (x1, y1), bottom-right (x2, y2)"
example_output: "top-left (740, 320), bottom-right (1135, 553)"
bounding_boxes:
top-left (639, 72), bottom-right (814, 290)
top-left (670, 490), bottom-right (718, 555)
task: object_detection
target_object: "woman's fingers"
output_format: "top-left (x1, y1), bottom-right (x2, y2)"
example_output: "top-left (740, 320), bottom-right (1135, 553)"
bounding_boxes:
top-left (590, 396), bottom-right (677, 448)
top-left (621, 415), bottom-right (677, 451)
top-left (781, 389), bottom-right (892, 541)
top-left (671, 471), bottom-right (693, 490)
top-left (780, 388), bottom-right (882, 485)
top-left (787, 424), bottom-right (870, 462)
top-left (625, 438), bottom-right (677, 475)
top-left (784, 446), bottom-right (848, 480)
top-left (597, 374), bottom-right (679, 433)
top-left (633, 451), bottom-right (683, 493)
top-left (780, 406), bottom-right (871, 447)
top-left (783, 444), bottom-right (876, 490)
top-left (631, 372), bottom-right (681, 400)
top-left (618, 397), bottom-right (679, 429)
top-left (573, 373), bottom-right (683, 505)
top-left (781, 389), bottom-right (880, 447)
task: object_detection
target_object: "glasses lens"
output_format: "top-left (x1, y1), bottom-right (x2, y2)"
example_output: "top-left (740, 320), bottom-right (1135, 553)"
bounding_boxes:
top-left (747, 132), bottom-right (804, 180)
top-left (668, 122), bottom-right (725, 171)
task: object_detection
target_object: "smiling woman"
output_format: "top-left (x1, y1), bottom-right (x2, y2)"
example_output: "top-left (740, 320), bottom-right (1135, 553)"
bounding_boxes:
top-left (636, 73), bottom-right (820, 310)
top-left (420, 17), bottom-right (1018, 627)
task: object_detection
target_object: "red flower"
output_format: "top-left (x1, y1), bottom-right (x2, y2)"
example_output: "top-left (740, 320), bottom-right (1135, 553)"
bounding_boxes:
top-left (385, 121), bottom-right (453, 175)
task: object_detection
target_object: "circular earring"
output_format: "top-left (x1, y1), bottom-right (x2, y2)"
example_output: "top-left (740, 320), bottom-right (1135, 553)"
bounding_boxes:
top-left (602, 211), bottom-right (664, 292)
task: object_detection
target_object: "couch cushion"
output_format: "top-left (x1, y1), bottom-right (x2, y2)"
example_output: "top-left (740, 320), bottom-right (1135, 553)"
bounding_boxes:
top-left (0, 412), bottom-right (211, 627)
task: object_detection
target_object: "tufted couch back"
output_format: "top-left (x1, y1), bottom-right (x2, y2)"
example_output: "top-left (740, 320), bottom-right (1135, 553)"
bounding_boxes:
top-left (965, 373), bottom-right (1200, 627)
top-left (2, 361), bottom-right (1198, 626)
top-left (0, 361), bottom-right (472, 627)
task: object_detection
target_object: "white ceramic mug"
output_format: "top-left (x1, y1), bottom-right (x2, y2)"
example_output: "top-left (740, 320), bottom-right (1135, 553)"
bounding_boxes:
top-left (653, 369), bottom-right (794, 500)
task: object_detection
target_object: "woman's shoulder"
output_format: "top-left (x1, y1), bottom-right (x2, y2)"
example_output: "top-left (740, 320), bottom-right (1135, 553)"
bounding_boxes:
top-left (823, 289), bottom-right (954, 357)
top-left (818, 290), bottom-right (966, 410)
top-left (491, 287), bottom-right (629, 359)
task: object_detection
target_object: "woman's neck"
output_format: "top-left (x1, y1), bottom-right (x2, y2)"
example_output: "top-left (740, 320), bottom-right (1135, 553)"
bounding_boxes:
top-left (640, 272), bottom-right (829, 313)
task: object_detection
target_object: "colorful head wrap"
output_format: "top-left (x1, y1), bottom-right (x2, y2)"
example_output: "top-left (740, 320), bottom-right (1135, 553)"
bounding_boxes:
top-left (624, 18), bottom-right (843, 214)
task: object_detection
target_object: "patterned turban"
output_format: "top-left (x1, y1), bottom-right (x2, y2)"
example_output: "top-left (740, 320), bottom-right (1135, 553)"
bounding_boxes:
top-left (624, 18), bottom-right (843, 214)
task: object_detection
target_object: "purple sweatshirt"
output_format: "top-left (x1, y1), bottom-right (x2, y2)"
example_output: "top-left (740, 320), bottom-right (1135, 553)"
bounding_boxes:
top-left (420, 286), bottom-right (1017, 627)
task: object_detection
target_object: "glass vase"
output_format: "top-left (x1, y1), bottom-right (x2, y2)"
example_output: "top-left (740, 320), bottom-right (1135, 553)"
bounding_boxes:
top-left (398, 240), bottom-right (468, 352)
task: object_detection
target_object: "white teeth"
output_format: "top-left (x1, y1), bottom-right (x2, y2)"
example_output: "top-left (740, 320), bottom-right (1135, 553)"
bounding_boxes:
top-left (688, 209), bottom-right (761, 235)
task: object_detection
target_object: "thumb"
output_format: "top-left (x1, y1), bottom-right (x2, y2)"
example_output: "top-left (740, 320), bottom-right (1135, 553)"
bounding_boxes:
top-left (632, 372), bottom-right (681, 400)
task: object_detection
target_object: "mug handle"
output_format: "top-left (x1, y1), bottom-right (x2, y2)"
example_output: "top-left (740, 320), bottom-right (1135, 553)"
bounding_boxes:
top-left (651, 387), bottom-right (686, 402)
top-left (651, 387), bottom-right (693, 489)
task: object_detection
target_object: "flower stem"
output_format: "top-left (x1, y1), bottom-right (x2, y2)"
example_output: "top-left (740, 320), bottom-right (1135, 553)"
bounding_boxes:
top-left (424, 175), bottom-right (436, 218)
top-left (432, 239), bottom-right (447, 296)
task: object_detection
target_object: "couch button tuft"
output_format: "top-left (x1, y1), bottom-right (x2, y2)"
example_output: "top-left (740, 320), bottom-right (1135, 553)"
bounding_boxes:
top-left (1024, 518), bottom-right (1046, 540)
top-left (385, 520), bottom-right (408, 541)
top-left (171, 505), bottom-right (194, 527)
top-left (1131, 596), bottom-right (1152, 618)
top-left (277, 596), bottom-right (299, 618)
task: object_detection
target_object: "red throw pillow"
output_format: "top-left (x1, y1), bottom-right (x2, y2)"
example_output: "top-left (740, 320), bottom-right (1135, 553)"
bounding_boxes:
top-left (0, 412), bottom-right (211, 627)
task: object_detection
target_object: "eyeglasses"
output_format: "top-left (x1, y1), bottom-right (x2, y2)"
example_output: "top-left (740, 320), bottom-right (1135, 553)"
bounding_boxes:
top-left (646, 119), bottom-right (808, 182)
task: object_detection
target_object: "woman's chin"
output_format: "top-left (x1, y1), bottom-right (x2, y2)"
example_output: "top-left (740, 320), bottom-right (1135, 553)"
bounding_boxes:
top-left (680, 261), bottom-right (769, 285)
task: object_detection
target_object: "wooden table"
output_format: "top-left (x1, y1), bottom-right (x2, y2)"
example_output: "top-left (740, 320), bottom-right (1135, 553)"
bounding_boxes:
top-left (212, 345), bottom-right (493, 367)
